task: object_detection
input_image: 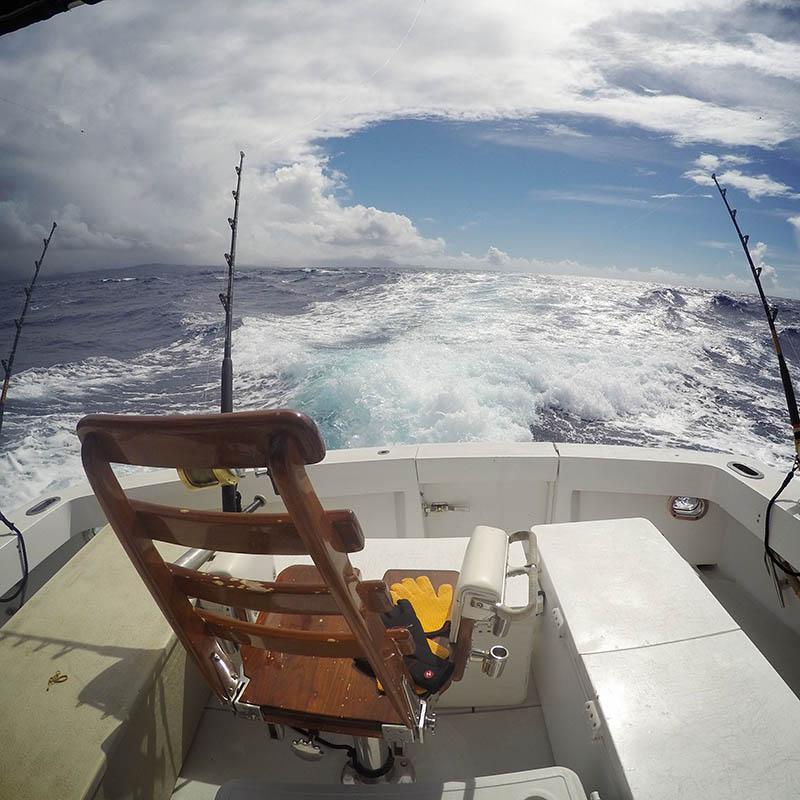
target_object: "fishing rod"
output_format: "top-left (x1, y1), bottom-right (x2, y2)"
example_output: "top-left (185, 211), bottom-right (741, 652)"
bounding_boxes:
top-left (712, 173), bottom-right (800, 588)
top-left (219, 151), bottom-right (244, 513)
top-left (0, 221), bottom-right (57, 438)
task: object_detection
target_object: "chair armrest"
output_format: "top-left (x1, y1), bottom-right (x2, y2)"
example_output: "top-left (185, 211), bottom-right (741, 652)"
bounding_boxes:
top-left (451, 525), bottom-right (509, 639)
top-left (451, 526), bottom-right (542, 642)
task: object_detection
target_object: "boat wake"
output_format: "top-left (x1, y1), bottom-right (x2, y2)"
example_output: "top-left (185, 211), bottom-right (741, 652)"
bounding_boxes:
top-left (1, 265), bottom-right (798, 509)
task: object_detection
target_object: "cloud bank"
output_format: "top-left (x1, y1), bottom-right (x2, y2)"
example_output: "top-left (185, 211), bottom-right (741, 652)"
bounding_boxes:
top-left (0, 0), bottom-right (799, 285)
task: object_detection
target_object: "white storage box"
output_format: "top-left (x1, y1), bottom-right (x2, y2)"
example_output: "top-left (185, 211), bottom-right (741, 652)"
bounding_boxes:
top-left (216, 766), bottom-right (588, 799)
top-left (533, 517), bottom-right (800, 800)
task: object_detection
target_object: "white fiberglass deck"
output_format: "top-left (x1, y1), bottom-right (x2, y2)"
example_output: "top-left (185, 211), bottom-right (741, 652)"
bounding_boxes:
top-left (4, 443), bottom-right (800, 800)
top-left (173, 519), bottom-right (800, 800)
top-left (174, 699), bottom-right (553, 799)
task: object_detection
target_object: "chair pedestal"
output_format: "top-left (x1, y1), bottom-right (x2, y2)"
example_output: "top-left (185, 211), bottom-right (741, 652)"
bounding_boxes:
top-left (341, 736), bottom-right (416, 785)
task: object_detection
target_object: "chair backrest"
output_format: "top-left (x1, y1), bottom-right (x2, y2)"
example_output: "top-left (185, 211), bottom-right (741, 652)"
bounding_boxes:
top-left (77, 409), bottom-right (417, 729)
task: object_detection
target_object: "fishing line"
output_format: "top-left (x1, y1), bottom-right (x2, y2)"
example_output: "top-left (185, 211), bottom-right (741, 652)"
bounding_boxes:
top-left (0, 95), bottom-right (43, 116)
top-left (613, 184), bottom-right (709, 234)
top-left (0, 95), bottom-right (86, 133)
top-left (264, 0), bottom-right (426, 149)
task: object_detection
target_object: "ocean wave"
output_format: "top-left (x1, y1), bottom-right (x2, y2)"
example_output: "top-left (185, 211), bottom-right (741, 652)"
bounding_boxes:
top-left (710, 293), bottom-right (759, 315)
top-left (1, 267), bottom-right (797, 510)
top-left (640, 287), bottom-right (686, 307)
top-left (779, 326), bottom-right (800, 341)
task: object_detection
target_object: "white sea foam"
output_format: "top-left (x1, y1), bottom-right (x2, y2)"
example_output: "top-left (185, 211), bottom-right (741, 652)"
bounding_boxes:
top-left (1, 269), bottom-right (797, 512)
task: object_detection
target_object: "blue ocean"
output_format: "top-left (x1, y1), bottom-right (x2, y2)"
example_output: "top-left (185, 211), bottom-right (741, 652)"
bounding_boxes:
top-left (1, 263), bottom-right (799, 511)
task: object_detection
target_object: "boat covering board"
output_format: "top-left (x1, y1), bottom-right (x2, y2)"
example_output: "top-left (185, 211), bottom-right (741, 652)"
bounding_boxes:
top-left (535, 517), bottom-right (800, 800)
top-left (0, 526), bottom-right (208, 800)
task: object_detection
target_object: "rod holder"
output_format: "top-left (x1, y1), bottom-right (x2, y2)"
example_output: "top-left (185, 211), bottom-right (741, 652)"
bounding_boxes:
top-left (470, 644), bottom-right (509, 679)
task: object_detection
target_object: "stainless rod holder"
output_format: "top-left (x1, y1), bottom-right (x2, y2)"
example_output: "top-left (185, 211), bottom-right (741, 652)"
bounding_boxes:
top-left (470, 644), bottom-right (509, 679)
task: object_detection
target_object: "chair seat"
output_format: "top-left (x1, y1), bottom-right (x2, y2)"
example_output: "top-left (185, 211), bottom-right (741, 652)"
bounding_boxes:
top-left (239, 565), bottom-right (403, 736)
top-left (239, 564), bottom-right (459, 737)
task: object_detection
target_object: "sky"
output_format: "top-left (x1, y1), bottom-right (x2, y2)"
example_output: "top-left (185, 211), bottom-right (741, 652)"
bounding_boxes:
top-left (1, 1), bottom-right (800, 294)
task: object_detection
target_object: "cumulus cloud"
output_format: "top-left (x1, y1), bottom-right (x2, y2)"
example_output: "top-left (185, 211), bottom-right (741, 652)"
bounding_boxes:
top-left (715, 170), bottom-right (799, 201)
top-left (51, 204), bottom-right (134, 251)
top-left (684, 154), bottom-right (798, 200)
top-left (0, 201), bottom-right (47, 247)
top-left (750, 241), bottom-right (778, 287)
top-left (237, 160), bottom-right (446, 266)
top-left (694, 154), bottom-right (751, 172)
top-left (415, 246), bottom-right (776, 296)
top-left (485, 247), bottom-right (510, 267)
top-left (1, 1), bottom-right (799, 275)
top-left (787, 216), bottom-right (800, 257)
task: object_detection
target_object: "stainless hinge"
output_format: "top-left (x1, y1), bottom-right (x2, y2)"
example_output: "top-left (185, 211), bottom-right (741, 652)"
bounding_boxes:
top-left (585, 700), bottom-right (602, 739)
top-left (552, 606), bottom-right (565, 636)
top-left (233, 696), bottom-right (262, 721)
top-left (384, 681), bottom-right (437, 744)
top-left (211, 650), bottom-right (260, 721)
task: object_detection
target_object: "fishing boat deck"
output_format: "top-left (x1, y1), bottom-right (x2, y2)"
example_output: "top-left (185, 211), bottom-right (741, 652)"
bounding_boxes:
top-left (171, 536), bottom-right (800, 799)
top-left (698, 564), bottom-right (800, 698)
top-left (174, 693), bottom-right (552, 798)
top-left (4, 444), bottom-right (800, 799)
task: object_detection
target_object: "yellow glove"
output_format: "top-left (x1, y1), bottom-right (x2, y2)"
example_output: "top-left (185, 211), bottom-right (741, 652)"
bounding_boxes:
top-left (390, 576), bottom-right (453, 660)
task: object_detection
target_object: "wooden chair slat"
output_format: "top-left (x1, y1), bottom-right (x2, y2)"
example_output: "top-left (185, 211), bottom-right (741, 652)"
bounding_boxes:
top-left (131, 500), bottom-right (364, 554)
top-left (76, 409), bottom-right (325, 468)
top-left (197, 608), bottom-right (366, 657)
top-left (169, 563), bottom-right (343, 615)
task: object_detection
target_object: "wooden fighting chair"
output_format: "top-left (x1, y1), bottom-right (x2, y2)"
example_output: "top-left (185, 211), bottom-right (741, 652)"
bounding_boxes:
top-left (77, 409), bottom-right (468, 752)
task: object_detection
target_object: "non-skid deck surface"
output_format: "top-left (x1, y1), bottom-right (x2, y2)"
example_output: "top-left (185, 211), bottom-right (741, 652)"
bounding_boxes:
top-left (697, 565), bottom-right (800, 698)
top-left (173, 702), bottom-right (552, 799)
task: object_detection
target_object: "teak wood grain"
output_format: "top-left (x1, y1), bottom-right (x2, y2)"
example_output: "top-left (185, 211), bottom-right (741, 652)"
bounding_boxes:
top-left (132, 500), bottom-right (364, 554)
top-left (240, 565), bottom-right (408, 734)
top-left (77, 409), bottom-right (430, 735)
